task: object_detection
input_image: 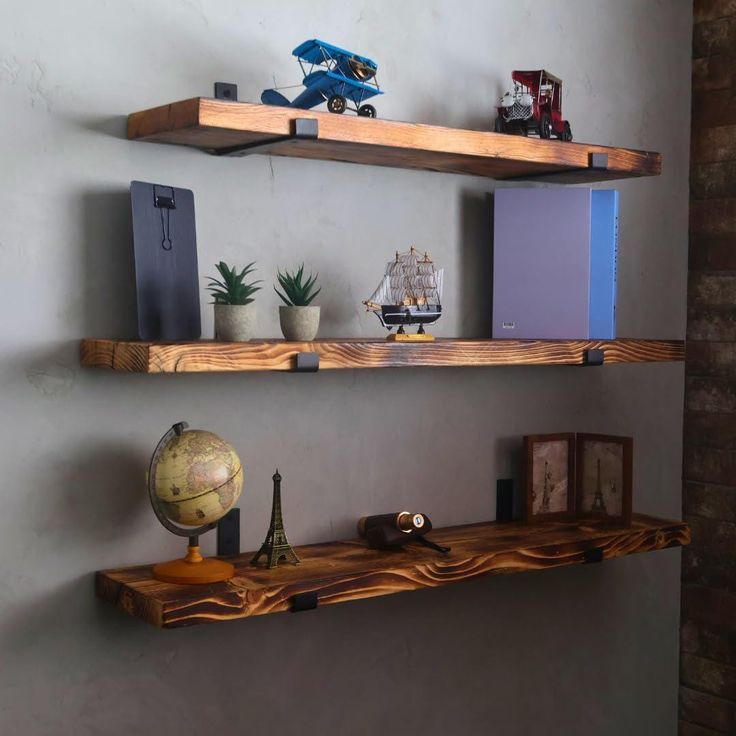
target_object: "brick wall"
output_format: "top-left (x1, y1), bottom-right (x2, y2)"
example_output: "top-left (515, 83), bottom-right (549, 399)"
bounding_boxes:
top-left (680, 2), bottom-right (736, 734)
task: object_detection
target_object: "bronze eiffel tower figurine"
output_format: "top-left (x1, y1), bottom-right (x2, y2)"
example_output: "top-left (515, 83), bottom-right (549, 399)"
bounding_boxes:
top-left (251, 469), bottom-right (300, 568)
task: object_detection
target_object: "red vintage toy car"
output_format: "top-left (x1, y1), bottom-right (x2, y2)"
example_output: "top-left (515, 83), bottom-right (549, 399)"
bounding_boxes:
top-left (495, 70), bottom-right (572, 141)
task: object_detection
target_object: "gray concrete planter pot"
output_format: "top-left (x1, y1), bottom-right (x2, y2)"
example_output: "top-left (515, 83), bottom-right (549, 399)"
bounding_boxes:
top-left (279, 306), bottom-right (320, 341)
top-left (214, 303), bottom-right (257, 341)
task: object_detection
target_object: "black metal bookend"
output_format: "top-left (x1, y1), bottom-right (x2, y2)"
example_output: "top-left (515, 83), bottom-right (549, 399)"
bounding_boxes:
top-left (294, 352), bottom-right (320, 373)
top-left (216, 508), bottom-right (240, 556)
top-left (584, 547), bottom-right (605, 564)
top-left (214, 118), bottom-right (319, 157)
top-left (496, 479), bottom-right (515, 522)
top-left (582, 349), bottom-right (605, 367)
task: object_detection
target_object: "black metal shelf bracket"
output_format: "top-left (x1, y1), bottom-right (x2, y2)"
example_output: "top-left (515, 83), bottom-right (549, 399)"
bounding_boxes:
top-left (291, 591), bottom-right (319, 613)
top-left (213, 118), bottom-right (319, 158)
top-left (581, 348), bottom-right (605, 367)
top-left (508, 151), bottom-right (610, 182)
top-left (294, 352), bottom-right (320, 373)
top-left (584, 547), bottom-right (605, 564)
top-left (214, 82), bottom-right (238, 101)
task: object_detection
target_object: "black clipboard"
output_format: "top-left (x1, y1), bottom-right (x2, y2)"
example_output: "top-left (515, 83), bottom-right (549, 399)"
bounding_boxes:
top-left (130, 181), bottom-right (201, 341)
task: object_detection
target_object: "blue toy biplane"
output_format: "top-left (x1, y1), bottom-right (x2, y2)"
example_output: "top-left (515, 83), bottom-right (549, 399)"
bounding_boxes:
top-left (261, 39), bottom-right (383, 117)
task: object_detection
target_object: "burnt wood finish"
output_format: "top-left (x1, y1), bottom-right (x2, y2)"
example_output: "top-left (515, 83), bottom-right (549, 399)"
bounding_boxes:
top-left (96, 514), bottom-right (689, 629)
top-left (80, 338), bottom-right (685, 373)
top-left (126, 98), bottom-right (661, 183)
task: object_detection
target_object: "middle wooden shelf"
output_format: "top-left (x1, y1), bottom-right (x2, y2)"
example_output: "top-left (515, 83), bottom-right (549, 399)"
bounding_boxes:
top-left (80, 337), bottom-right (685, 373)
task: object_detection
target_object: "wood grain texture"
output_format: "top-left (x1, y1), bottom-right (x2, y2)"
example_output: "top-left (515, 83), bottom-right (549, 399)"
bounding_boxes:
top-left (96, 514), bottom-right (689, 629)
top-left (127, 98), bottom-right (661, 183)
top-left (80, 338), bottom-right (685, 373)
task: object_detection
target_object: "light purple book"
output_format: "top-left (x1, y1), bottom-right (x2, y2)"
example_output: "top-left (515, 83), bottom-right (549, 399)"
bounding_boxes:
top-left (492, 187), bottom-right (617, 339)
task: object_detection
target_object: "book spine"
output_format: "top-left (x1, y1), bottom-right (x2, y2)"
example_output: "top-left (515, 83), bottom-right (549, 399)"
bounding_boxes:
top-left (589, 190), bottom-right (619, 339)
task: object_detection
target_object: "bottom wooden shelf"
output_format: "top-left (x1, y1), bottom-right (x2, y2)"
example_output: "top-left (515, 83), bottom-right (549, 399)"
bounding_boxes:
top-left (97, 514), bottom-right (689, 628)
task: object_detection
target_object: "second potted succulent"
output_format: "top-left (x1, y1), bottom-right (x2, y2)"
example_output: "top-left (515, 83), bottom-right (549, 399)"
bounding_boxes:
top-left (207, 261), bottom-right (262, 341)
top-left (275, 264), bottom-right (321, 341)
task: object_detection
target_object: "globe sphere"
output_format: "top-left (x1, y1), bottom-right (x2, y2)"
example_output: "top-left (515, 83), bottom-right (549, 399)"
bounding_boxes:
top-left (152, 429), bottom-right (243, 527)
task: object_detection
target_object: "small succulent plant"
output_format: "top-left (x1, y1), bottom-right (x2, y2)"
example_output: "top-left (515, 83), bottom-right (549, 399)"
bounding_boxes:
top-left (206, 261), bottom-right (262, 305)
top-left (274, 264), bottom-right (321, 307)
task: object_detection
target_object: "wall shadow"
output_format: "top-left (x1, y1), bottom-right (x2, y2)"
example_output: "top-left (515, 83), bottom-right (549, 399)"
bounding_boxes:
top-left (82, 190), bottom-right (138, 339)
top-left (458, 190), bottom-right (493, 337)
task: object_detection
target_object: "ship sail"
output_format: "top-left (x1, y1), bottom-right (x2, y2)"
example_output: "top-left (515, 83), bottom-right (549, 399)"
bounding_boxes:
top-left (364, 247), bottom-right (443, 311)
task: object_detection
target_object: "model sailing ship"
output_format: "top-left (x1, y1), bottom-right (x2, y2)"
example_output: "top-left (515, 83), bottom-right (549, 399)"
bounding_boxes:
top-left (363, 246), bottom-right (444, 341)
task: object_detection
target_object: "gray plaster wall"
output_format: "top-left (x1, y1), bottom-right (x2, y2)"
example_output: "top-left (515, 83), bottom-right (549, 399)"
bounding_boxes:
top-left (0, 1), bottom-right (691, 734)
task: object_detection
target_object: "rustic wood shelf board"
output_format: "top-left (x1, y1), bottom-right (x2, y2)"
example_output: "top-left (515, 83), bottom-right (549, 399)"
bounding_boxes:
top-left (80, 338), bottom-right (684, 373)
top-left (97, 514), bottom-right (689, 628)
top-left (127, 99), bottom-right (661, 182)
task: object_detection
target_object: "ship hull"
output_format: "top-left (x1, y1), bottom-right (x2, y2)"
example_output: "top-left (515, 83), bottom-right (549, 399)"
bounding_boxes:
top-left (379, 305), bottom-right (442, 327)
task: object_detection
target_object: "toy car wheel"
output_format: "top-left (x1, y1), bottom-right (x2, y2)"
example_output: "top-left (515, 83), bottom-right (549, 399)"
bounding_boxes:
top-left (561, 121), bottom-right (573, 142)
top-left (539, 112), bottom-right (552, 139)
top-left (327, 94), bottom-right (347, 114)
top-left (494, 117), bottom-right (505, 133)
top-left (358, 104), bottom-right (377, 118)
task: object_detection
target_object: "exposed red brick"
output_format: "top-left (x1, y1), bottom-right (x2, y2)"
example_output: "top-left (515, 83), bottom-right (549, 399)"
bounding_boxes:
top-left (692, 162), bottom-right (736, 200)
top-left (683, 585), bottom-right (736, 629)
top-left (680, 720), bottom-right (729, 735)
top-left (688, 272), bottom-right (736, 306)
top-left (685, 481), bottom-right (736, 519)
top-left (688, 308), bottom-right (736, 341)
top-left (694, 16), bottom-right (736, 59)
top-left (683, 8), bottom-right (736, 732)
top-left (684, 445), bottom-right (736, 485)
top-left (695, 0), bottom-right (736, 24)
top-left (684, 411), bottom-right (736, 450)
top-left (690, 199), bottom-right (736, 236)
top-left (691, 125), bottom-right (736, 164)
top-left (689, 237), bottom-right (736, 269)
top-left (680, 686), bottom-right (736, 731)
top-left (683, 517), bottom-right (736, 592)
top-left (686, 376), bottom-right (736, 414)
top-left (692, 88), bottom-right (736, 130)
top-left (693, 55), bottom-right (736, 91)
top-left (682, 621), bottom-right (736, 669)
top-left (686, 342), bottom-right (736, 379)
top-left (682, 652), bottom-right (736, 700)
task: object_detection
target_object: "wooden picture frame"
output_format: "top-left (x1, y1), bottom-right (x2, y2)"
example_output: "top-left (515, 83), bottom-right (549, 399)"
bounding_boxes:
top-left (523, 433), bottom-right (576, 521)
top-left (575, 434), bottom-right (633, 525)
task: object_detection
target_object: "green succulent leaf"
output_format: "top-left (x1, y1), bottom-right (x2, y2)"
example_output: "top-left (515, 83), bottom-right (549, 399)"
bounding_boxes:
top-left (206, 261), bottom-right (261, 305)
top-left (274, 264), bottom-right (321, 307)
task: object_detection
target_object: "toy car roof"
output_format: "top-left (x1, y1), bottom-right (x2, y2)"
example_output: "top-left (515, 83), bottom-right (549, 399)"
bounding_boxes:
top-left (512, 69), bottom-right (563, 85)
top-left (292, 39), bottom-right (377, 70)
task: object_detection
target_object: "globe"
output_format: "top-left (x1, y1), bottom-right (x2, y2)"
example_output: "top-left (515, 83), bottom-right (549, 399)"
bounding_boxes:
top-left (148, 423), bottom-right (243, 585)
top-left (153, 428), bottom-right (243, 526)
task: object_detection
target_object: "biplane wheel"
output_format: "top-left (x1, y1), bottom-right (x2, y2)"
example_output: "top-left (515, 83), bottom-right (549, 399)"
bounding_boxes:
top-left (539, 112), bottom-right (552, 139)
top-left (494, 117), bottom-right (504, 133)
top-left (358, 104), bottom-right (377, 118)
top-left (327, 94), bottom-right (347, 114)
top-left (561, 121), bottom-right (573, 142)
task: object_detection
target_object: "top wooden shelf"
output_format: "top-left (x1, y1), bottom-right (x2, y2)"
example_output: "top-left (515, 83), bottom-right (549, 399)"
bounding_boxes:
top-left (127, 99), bottom-right (662, 183)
